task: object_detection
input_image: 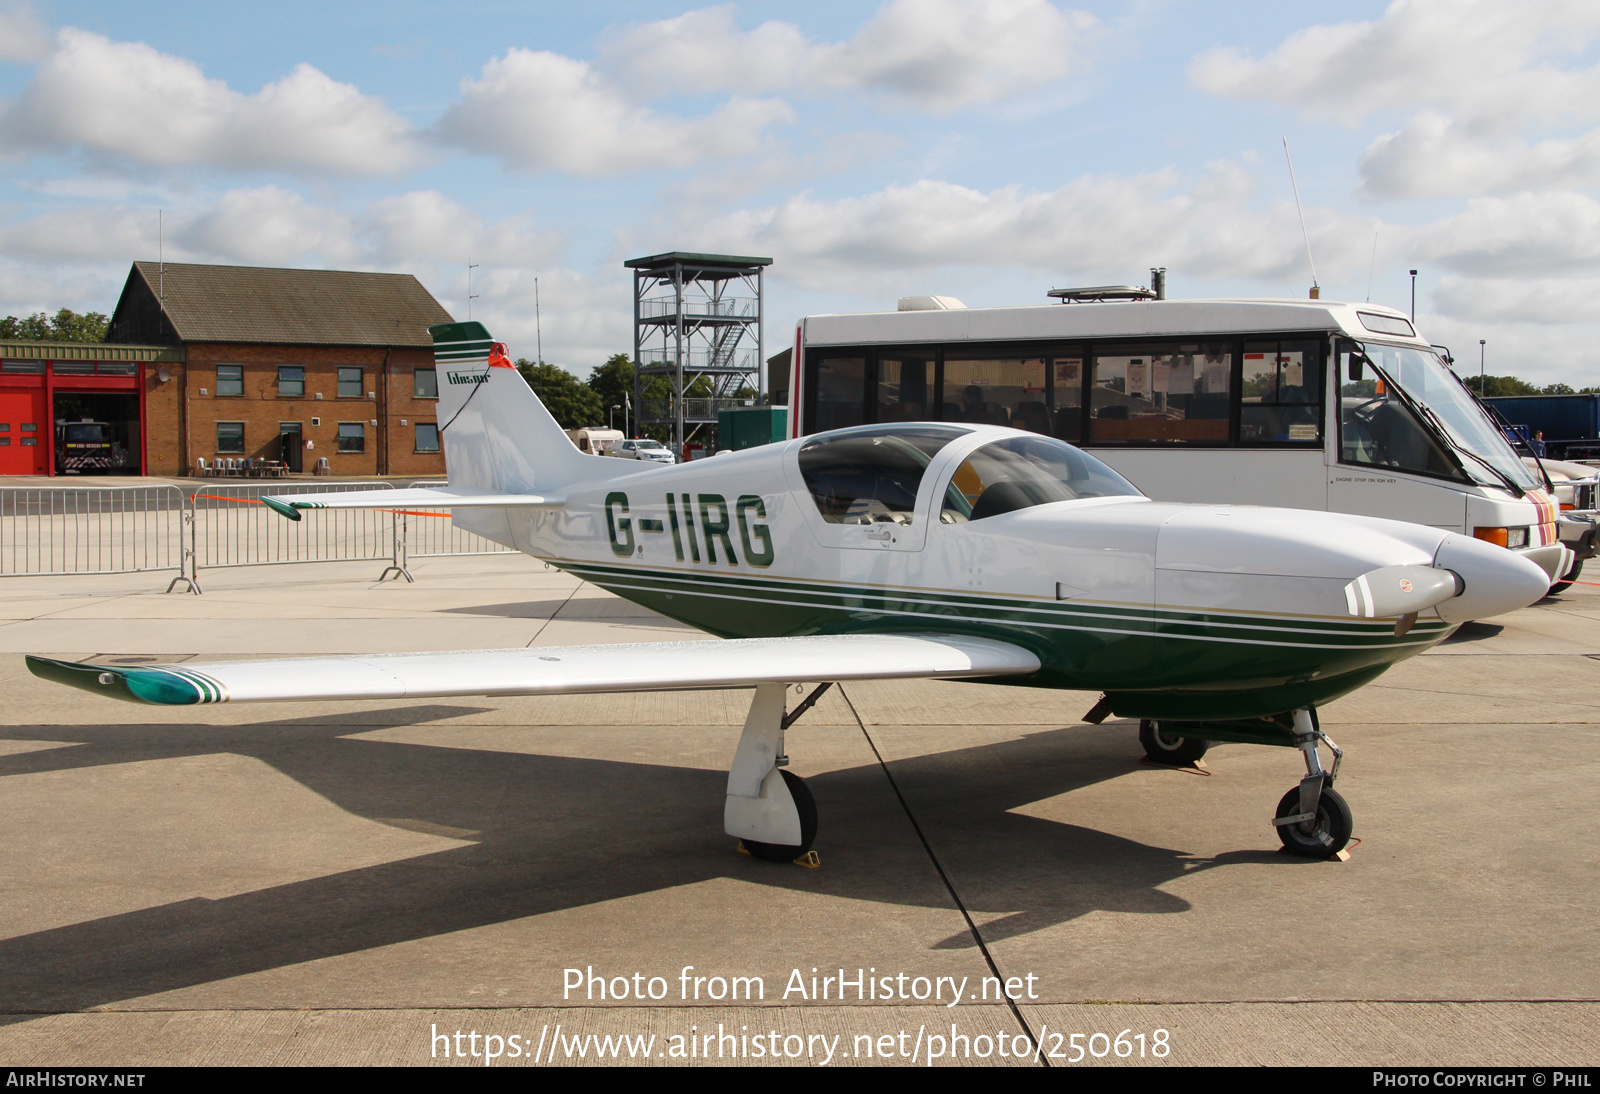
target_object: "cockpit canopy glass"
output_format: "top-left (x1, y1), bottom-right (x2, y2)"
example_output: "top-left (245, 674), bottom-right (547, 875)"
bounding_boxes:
top-left (799, 424), bottom-right (970, 525)
top-left (943, 435), bottom-right (1142, 522)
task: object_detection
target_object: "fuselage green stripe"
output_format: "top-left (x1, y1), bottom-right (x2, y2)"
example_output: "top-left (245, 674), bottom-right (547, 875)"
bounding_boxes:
top-left (554, 560), bottom-right (1443, 647)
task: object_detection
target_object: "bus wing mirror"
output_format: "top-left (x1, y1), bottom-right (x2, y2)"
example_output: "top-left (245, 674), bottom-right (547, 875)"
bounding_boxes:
top-left (1347, 352), bottom-right (1370, 382)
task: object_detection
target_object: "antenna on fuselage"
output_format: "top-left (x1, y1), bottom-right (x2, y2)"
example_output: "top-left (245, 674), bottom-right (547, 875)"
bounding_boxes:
top-left (1283, 137), bottom-right (1320, 300)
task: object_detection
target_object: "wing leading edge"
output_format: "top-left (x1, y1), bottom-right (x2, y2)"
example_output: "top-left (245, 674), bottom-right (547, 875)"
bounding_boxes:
top-left (26, 634), bottom-right (1041, 706)
top-left (258, 487), bottom-right (564, 521)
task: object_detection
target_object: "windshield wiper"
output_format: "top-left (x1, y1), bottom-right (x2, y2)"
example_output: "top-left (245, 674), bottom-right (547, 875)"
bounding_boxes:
top-left (1451, 370), bottom-right (1557, 493)
top-left (1372, 361), bottom-right (1525, 497)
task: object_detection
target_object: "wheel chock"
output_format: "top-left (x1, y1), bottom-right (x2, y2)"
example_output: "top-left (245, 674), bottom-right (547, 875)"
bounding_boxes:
top-left (1273, 836), bottom-right (1360, 861)
top-left (736, 842), bottom-right (821, 868)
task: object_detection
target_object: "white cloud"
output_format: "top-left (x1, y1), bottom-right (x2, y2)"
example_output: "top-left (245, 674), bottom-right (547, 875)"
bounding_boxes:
top-left (0, 188), bottom-right (559, 272)
top-left (179, 187), bottom-right (361, 267)
top-left (1415, 311), bottom-right (1600, 388)
top-left (687, 166), bottom-right (1375, 292)
top-left (1433, 275), bottom-right (1600, 325)
top-left (1360, 113), bottom-right (1600, 198)
top-left (0, 187), bottom-right (590, 357)
top-left (0, 29), bottom-right (421, 175)
top-left (436, 47), bottom-right (793, 176)
top-left (1411, 192), bottom-right (1600, 276)
top-left (0, 1), bottom-right (50, 62)
top-left (600, 6), bottom-right (809, 97)
top-left (1189, 0), bottom-right (1600, 129)
top-left (603, 0), bottom-right (1099, 110)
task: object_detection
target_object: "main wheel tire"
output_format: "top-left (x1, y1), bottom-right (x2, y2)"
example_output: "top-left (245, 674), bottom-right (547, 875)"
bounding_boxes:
top-left (741, 769), bottom-right (819, 863)
top-left (1275, 784), bottom-right (1353, 858)
top-left (1138, 719), bottom-right (1209, 766)
top-left (1551, 560), bottom-right (1583, 595)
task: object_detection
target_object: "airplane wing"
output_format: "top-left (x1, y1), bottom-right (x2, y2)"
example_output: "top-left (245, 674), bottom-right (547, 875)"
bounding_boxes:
top-left (258, 487), bottom-right (564, 521)
top-left (26, 634), bottom-right (1041, 706)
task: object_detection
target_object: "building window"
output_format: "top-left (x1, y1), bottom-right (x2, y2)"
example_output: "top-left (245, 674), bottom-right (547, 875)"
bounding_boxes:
top-left (217, 364), bottom-right (244, 396)
top-left (216, 422), bottom-right (245, 453)
top-left (337, 422), bottom-right (365, 453)
top-left (338, 367), bottom-right (363, 399)
top-left (96, 362), bottom-right (138, 376)
top-left (2, 360), bottom-right (44, 373)
top-left (278, 366), bottom-right (304, 397)
top-left (414, 422), bottom-right (440, 452)
top-left (414, 368), bottom-right (438, 398)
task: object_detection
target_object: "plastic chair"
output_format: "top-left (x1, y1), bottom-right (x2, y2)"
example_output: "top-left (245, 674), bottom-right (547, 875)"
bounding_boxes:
top-left (314, 457), bottom-right (330, 476)
top-left (195, 458), bottom-right (210, 477)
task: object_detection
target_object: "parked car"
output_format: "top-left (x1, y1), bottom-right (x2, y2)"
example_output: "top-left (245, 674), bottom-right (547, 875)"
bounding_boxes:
top-left (612, 438), bottom-right (676, 464)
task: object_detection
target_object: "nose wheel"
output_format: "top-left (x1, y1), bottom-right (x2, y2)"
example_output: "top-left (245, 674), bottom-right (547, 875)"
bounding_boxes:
top-left (1274, 784), bottom-right (1353, 857)
top-left (1273, 709), bottom-right (1353, 858)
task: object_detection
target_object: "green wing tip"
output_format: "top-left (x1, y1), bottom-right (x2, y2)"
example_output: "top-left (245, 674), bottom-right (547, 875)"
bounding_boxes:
top-left (261, 496), bottom-right (302, 521)
top-left (25, 655), bottom-right (205, 705)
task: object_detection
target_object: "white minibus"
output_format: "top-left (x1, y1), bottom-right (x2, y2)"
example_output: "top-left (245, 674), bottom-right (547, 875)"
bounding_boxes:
top-left (780, 294), bottom-right (1576, 586)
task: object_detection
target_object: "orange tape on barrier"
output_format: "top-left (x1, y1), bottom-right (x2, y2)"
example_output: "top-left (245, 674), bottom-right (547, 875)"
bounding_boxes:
top-left (191, 493), bottom-right (263, 504)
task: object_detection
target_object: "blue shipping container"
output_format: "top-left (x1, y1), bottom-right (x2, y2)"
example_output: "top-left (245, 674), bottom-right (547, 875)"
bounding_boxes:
top-left (1483, 394), bottom-right (1600, 456)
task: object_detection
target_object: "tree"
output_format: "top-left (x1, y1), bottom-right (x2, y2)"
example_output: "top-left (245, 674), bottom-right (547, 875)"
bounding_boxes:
top-left (1541, 382), bottom-right (1576, 395)
top-left (0, 308), bottom-right (109, 342)
top-left (1461, 374), bottom-right (1539, 397)
top-left (586, 353), bottom-right (635, 416)
top-left (515, 359), bottom-right (604, 430)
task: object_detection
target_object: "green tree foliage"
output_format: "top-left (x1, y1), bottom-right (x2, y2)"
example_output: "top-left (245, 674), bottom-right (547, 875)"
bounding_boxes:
top-left (0, 308), bottom-right (110, 342)
top-left (585, 353), bottom-right (636, 413)
top-left (516, 359), bottom-right (604, 430)
top-left (1541, 382), bottom-right (1575, 395)
top-left (1461, 374), bottom-right (1540, 396)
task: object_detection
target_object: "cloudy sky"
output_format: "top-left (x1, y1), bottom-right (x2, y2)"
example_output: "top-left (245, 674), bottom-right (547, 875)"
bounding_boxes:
top-left (2, 0), bottom-right (1598, 386)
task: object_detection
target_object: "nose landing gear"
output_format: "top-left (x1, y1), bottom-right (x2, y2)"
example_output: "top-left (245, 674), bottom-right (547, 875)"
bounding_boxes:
top-left (1272, 709), bottom-right (1352, 858)
top-left (1136, 708), bottom-right (1354, 858)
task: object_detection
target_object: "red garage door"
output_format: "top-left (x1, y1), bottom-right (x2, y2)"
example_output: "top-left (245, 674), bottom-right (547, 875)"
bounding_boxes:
top-left (0, 390), bottom-right (48, 474)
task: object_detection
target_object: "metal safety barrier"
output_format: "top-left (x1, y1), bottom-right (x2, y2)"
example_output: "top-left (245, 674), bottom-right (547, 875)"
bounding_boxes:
top-left (0, 479), bottom-right (515, 594)
top-left (0, 486), bottom-right (190, 583)
top-left (401, 481), bottom-right (518, 560)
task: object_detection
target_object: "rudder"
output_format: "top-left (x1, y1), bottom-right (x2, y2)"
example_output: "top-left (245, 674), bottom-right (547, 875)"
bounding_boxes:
top-left (429, 321), bottom-right (598, 494)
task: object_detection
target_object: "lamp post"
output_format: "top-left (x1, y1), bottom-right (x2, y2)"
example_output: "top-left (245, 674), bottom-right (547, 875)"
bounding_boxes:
top-left (1410, 269), bottom-right (1418, 323)
top-left (1479, 339), bottom-right (1486, 393)
top-left (609, 404), bottom-right (620, 432)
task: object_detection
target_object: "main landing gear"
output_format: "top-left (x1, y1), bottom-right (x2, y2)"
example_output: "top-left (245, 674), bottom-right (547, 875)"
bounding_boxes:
top-left (1139, 708), bottom-right (1353, 858)
top-left (724, 682), bottom-right (820, 864)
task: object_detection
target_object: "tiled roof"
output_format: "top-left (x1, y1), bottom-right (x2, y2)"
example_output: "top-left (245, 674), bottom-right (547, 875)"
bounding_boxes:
top-left (126, 261), bottom-right (453, 347)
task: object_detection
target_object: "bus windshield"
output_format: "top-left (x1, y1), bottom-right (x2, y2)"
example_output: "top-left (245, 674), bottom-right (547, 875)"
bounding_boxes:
top-left (1357, 343), bottom-right (1540, 493)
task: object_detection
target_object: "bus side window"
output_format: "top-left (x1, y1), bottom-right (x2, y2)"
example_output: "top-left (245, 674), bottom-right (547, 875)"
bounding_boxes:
top-left (812, 357), bottom-right (867, 432)
top-left (1089, 343), bottom-right (1230, 444)
top-left (1240, 339), bottom-right (1323, 444)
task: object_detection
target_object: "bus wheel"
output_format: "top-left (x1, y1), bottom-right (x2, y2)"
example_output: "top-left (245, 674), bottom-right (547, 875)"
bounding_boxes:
top-left (1138, 720), bottom-right (1208, 766)
top-left (1552, 560), bottom-right (1583, 594)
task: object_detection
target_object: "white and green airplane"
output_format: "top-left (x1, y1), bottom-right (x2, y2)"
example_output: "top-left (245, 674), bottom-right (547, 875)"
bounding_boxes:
top-left (29, 322), bottom-right (1551, 862)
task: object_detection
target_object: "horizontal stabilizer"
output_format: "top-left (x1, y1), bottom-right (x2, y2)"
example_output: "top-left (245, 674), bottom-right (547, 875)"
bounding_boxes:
top-left (1343, 564), bottom-right (1463, 618)
top-left (26, 633), bottom-right (1040, 706)
top-left (259, 487), bottom-right (564, 521)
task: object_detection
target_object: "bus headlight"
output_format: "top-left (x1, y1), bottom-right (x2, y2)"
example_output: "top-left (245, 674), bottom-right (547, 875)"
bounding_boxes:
top-left (1474, 527), bottom-right (1530, 549)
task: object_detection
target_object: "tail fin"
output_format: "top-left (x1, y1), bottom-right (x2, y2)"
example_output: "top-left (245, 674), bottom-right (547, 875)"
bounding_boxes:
top-left (430, 321), bottom-right (600, 494)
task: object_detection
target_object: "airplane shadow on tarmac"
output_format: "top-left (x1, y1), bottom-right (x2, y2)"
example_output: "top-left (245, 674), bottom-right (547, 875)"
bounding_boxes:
top-left (0, 701), bottom-right (1278, 1020)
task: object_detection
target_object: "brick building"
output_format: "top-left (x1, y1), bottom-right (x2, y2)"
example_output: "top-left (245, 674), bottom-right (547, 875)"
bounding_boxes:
top-left (106, 261), bottom-right (454, 478)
